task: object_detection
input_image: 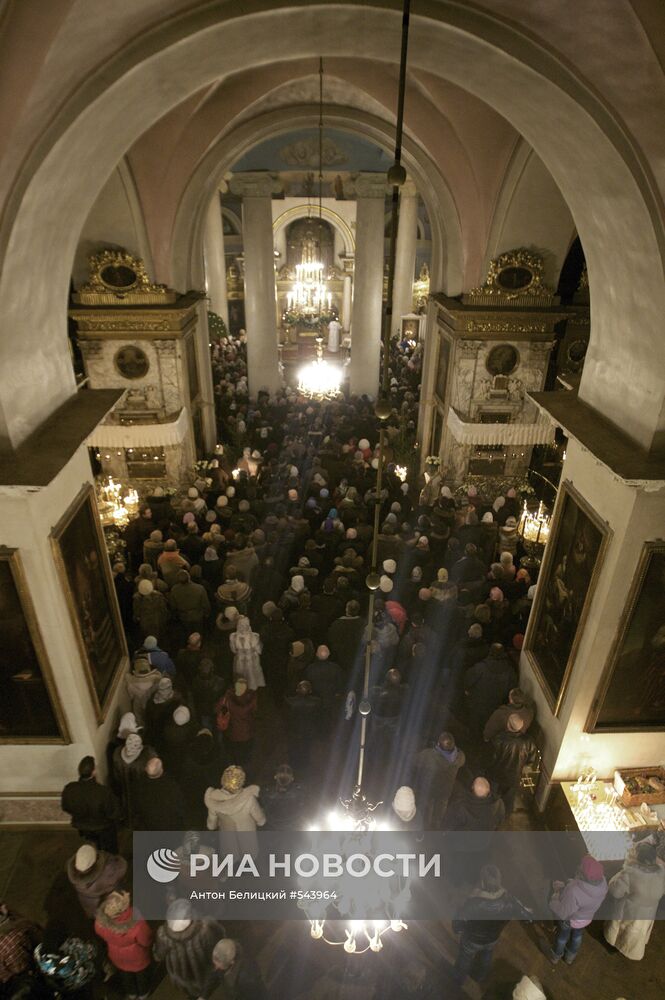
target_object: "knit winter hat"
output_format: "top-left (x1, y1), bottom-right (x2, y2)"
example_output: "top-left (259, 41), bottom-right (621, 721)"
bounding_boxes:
top-left (379, 575), bottom-right (394, 593)
top-left (291, 575), bottom-right (305, 593)
top-left (580, 855), bottom-right (604, 881)
top-left (143, 635), bottom-right (158, 650)
top-left (358, 438), bottom-right (370, 450)
top-left (481, 511), bottom-right (494, 523)
top-left (392, 786), bottom-right (416, 822)
top-left (149, 530), bottom-right (163, 542)
top-left (173, 706), bottom-right (190, 726)
top-left (121, 733), bottom-right (143, 764)
top-left (216, 495), bottom-right (229, 508)
top-left (205, 510), bottom-right (217, 524)
top-left (262, 601), bottom-right (277, 618)
top-left (137, 579), bottom-right (153, 596)
top-left (75, 845), bottom-right (97, 873)
top-left (468, 623), bottom-right (483, 640)
top-left (238, 499), bottom-right (250, 512)
top-left (226, 486), bottom-right (236, 498)
top-left (187, 487), bottom-right (199, 499)
top-left (382, 559), bottom-right (397, 574)
top-left (193, 498), bottom-right (206, 512)
top-left (117, 712), bottom-right (139, 739)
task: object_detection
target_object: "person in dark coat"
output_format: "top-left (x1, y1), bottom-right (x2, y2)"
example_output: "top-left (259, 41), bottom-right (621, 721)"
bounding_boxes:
top-left (61, 756), bottom-right (121, 853)
top-left (489, 713), bottom-right (539, 816)
top-left (153, 900), bottom-right (225, 1000)
top-left (262, 764), bottom-right (309, 831)
top-left (311, 577), bottom-right (344, 630)
top-left (464, 643), bottom-right (517, 734)
top-left (452, 864), bottom-right (531, 986)
top-left (412, 732), bottom-right (466, 830)
top-left (483, 688), bottom-right (536, 741)
top-left (450, 543), bottom-right (486, 586)
top-left (285, 681), bottom-right (321, 775)
top-left (326, 601), bottom-right (365, 674)
top-left (444, 776), bottom-right (505, 833)
top-left (192, 659), bottom-right (226, 730)
top-left (66, 844), bottom-right (127, 919)
top-left (135, 757), bottom-right (186, 831)
top-left (203, 937), bottom-right (267, 1000)
top-left (161, 706), bottom-right (199, 776)
top-left (177, 730), bottom-right (222, 828)
top-left (175, 633), bottom-right (205, 690)
top-left (453, 623), bottom-right (490, 675)
top-left (113, 562), bottom-right (134, 632)
top-left (258, 608), bottom-right (294, 698)
top-left (304, 645), bottom-right (343, 715)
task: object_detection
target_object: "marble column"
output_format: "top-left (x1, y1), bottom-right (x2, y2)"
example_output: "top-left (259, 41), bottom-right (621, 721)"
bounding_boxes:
top-left (203, 192), bottom-right (229, 330)
top-left (229, 172), bottom-right (281, 396)
top-left (391, 179), bottom-right (418, 336)
top-left (350, 174), bottom-right (387, 397)
top-left (342, 273), bottom-right (353, 332)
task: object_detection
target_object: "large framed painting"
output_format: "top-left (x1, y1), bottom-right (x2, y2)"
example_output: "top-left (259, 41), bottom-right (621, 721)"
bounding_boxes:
top-left (524, 481), bottom-right (611, 714)
top-left (587, 542), bottom-right (665, 731)
top-left (50, 484), bottom-right (127, 721)
top-left (0, 549), bottom-right (70, 743)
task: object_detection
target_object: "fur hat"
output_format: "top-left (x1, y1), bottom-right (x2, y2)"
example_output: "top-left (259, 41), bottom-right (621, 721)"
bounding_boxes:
top-left (103, 891), bottom-right (131, 918)
top-left (580, 855), bottom-right (604, 881)
top-left (212, 938), bottom-right (237, 969)
top-left (143, 635), bottom-right (158, 650)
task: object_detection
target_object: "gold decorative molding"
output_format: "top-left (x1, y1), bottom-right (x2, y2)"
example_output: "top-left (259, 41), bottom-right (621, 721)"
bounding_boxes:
top-left (465, 248), bottom-right (555, 306)
top-left (73, 249), bottom-right (177, 305)
top-left (464, 320), bottom-right (547, 334)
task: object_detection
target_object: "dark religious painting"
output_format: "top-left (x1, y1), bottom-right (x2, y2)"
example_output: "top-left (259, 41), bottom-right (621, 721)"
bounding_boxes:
top-left (51, 485), bottom-right (126, 720)
top-left (436, 336), bottom-right (451, 400)
top-left (589, 544), bottom-right (665, 731)
top-left (525, 481), bottom-right (610, 714)
top-left (0, 550), bottom-right (69, 742)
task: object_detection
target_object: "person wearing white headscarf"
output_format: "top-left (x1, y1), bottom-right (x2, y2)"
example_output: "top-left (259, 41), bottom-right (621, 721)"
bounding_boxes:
top-left (229, 616), bottom-right (265, 691)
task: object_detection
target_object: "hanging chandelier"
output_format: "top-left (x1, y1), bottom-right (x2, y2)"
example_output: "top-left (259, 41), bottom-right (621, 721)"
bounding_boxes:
top-left (297, 336), bottom-right (342, 399)
top-left (303, 0), bottom-right (412, 955)
top-left (286, 231), bottom-right (331, 319)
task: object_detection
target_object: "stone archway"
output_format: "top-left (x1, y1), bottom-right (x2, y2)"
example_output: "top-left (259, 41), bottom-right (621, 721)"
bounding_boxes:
top-left (0, 2), bottom-right (663, 452)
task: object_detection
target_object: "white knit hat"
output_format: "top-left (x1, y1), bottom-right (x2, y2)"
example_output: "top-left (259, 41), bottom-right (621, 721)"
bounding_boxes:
top-left (382, 559), bottom-right (397, 574)
top-left (291, 575), bottom-right (305, 593)
top-left (392, 786), bottom-right (416, 822)
top-left (379, 575), bottom-right (394, 593)
top-left (74, 844), bottom-right (97, 872)
top-left (137, 579), bottom-right (153, 596)
top-left (173, 706), bottom-right (190, 726)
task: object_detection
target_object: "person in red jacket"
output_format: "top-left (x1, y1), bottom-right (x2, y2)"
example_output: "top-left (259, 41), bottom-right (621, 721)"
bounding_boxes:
top-left (94, 891), bottom-right (153, 1000)
top-left (217, 678), bottom-right (257, 769)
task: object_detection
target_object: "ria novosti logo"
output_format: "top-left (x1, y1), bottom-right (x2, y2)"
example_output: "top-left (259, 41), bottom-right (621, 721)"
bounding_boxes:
top-left (146, 848), bottom-right (181, 883)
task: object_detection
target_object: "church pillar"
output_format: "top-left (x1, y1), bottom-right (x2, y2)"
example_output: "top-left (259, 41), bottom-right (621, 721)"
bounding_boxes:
top-left (350, 174), bottom-right (386, 398)
top-left (342, 273), bottom-right (353, 332)
top-left (391, 179), bottom-right (418, 336)
top-left (203, 192), bottom-right (229, 330)
top-left (230, 173), bottom-right (281, 396)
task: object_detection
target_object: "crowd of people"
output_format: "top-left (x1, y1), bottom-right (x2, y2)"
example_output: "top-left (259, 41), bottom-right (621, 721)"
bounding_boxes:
top-left (2, 330), bottom-right (664, 999)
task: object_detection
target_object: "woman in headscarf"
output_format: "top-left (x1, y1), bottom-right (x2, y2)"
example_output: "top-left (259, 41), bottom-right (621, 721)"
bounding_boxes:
top-left (229, 616), bottom-right (265, 691)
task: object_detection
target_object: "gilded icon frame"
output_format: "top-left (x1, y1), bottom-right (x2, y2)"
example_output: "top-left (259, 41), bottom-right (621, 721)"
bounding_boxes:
top-left (523, 480), bottom-right (612, 716)
top-left (50, 484), bottom-right (127, 722)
